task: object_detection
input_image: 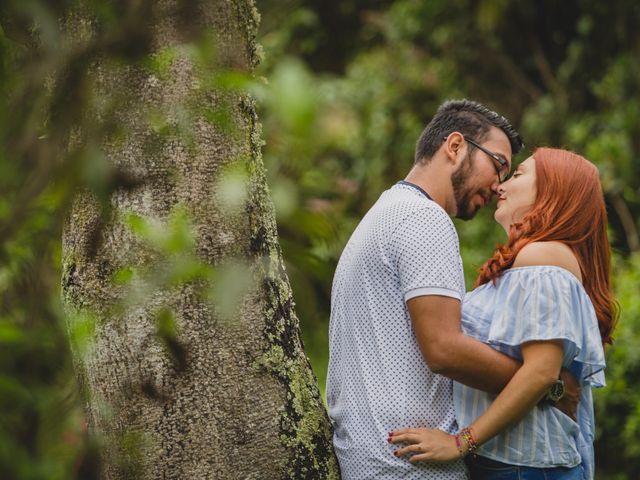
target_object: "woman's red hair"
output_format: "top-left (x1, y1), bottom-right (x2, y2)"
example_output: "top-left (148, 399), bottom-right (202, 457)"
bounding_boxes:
top-left (476, 147), bottom-right (618, 345)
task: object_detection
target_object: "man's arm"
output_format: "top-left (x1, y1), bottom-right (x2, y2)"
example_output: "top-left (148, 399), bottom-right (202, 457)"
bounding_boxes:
top-left (407, 294), bottom-right (519, 394)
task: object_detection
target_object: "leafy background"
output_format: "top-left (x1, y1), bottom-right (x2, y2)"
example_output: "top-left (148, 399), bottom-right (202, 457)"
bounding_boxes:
top-left (0, 0), bottom-right (638, 478)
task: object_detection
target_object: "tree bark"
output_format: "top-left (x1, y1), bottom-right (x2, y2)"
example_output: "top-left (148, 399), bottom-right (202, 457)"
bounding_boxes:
top-left (61, 1), bottom-right (339, 478)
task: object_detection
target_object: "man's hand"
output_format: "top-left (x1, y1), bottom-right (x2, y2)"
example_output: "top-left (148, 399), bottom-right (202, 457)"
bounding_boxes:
top-left (554, 369), bottom-right (581, 421)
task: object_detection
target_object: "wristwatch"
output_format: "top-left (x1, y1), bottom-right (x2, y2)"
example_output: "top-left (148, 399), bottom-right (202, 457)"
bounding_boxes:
top-left (546, 378), bottom-right (565, 403)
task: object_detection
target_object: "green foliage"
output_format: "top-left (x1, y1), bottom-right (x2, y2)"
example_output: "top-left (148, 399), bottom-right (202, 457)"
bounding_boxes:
top-left (594, 254), bottom-right (640, 478)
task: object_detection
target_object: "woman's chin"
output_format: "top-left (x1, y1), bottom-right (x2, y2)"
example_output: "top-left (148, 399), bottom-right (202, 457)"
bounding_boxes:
top-left (494, 212), bottom-right (509, 232)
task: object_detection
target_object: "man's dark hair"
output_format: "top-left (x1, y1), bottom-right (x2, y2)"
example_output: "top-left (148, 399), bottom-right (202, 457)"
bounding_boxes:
top-left (414, 99), bottom-right (524, 164)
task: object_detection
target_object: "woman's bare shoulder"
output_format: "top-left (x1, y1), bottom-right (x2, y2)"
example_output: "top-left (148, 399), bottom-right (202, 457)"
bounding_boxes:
top-left (513, 241), bottom-right (582, 282)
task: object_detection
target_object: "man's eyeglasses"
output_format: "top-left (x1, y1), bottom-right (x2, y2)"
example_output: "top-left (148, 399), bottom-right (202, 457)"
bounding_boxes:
top-left (463, 137), bottom-right (510, 183)
top-left (443, 135), bottom-right (511, 182)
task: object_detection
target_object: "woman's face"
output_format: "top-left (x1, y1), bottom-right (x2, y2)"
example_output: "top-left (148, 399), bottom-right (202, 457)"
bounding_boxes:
top-left (494, 156), bottom-right (537, 231)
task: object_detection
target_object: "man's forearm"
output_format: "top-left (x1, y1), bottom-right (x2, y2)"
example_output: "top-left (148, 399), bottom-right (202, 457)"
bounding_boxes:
top-left (407, 295), bottom-right (521, 393)
top-left (427, 332), bottom-right (521, 393)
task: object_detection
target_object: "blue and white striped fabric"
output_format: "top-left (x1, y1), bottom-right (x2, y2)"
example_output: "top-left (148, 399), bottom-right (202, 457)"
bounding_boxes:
top-left (454, 266), bottom-right (606, 479)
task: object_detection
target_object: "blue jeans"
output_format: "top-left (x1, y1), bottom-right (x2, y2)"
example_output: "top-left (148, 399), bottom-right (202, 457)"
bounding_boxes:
top-left (466, 455), bottom-right (583, 480)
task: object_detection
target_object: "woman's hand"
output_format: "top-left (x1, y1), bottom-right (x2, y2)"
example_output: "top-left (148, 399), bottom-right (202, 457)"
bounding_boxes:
top-left (388, 428), bottom-right (462, 463)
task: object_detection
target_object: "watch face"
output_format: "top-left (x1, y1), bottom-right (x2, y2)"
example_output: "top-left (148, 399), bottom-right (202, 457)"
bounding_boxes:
top-left (548, 381), bottom-right (565, 402)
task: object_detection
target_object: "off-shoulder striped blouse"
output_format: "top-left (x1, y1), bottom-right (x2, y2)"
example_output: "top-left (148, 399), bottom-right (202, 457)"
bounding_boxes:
top-left (455, 266), bottom-right (606, 480)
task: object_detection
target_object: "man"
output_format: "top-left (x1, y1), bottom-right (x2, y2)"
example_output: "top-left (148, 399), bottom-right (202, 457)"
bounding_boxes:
top-left (326, 99), bottom-right (525, 479)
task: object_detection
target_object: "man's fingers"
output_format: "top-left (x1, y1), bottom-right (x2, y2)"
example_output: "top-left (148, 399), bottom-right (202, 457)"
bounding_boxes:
top-left (554, 397), bottom-right (578, 421)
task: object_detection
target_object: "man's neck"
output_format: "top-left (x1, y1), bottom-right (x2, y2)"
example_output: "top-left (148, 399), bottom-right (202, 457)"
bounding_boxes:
top-left (404, 164), bottom-right (454, 215)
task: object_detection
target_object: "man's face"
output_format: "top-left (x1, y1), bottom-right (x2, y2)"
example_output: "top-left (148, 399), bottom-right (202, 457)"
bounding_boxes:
top-left (452, 127), bottom-right (513, 220)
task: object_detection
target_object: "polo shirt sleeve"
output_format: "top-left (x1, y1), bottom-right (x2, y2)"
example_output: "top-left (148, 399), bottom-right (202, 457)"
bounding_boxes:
top-left (388, 205), bottom-right (464, 302)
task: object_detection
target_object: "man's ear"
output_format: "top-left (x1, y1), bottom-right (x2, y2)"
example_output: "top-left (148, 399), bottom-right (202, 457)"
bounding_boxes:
top-left (443, 132), bottom-right (465, 166)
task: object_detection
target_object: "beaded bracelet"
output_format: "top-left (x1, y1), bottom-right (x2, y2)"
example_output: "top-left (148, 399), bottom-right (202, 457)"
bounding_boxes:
top-left (458, 427), bottom-right (478, 456)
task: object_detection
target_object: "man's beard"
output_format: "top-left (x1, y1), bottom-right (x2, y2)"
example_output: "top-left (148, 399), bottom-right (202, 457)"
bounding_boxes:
top-left (451, 152), bottom-right (479, 220)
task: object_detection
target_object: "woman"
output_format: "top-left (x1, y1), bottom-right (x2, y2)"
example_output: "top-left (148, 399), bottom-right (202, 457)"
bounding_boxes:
top-left (390, 148), bottom-right (617, 479)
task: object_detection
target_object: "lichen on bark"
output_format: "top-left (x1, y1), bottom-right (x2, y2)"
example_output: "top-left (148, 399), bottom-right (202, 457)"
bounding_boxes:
top-left (244, 92), bottom-right (339, 478)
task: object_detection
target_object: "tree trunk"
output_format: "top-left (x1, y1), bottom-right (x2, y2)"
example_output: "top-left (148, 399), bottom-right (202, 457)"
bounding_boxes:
top-left (61, 1), bottom-right (339, 478)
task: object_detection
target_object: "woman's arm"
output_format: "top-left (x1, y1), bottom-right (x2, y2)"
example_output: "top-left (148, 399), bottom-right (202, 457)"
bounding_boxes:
top-left (390, 340), bottom-right (563, 462)
top-left (467, 340), bottom-right (564, 446)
